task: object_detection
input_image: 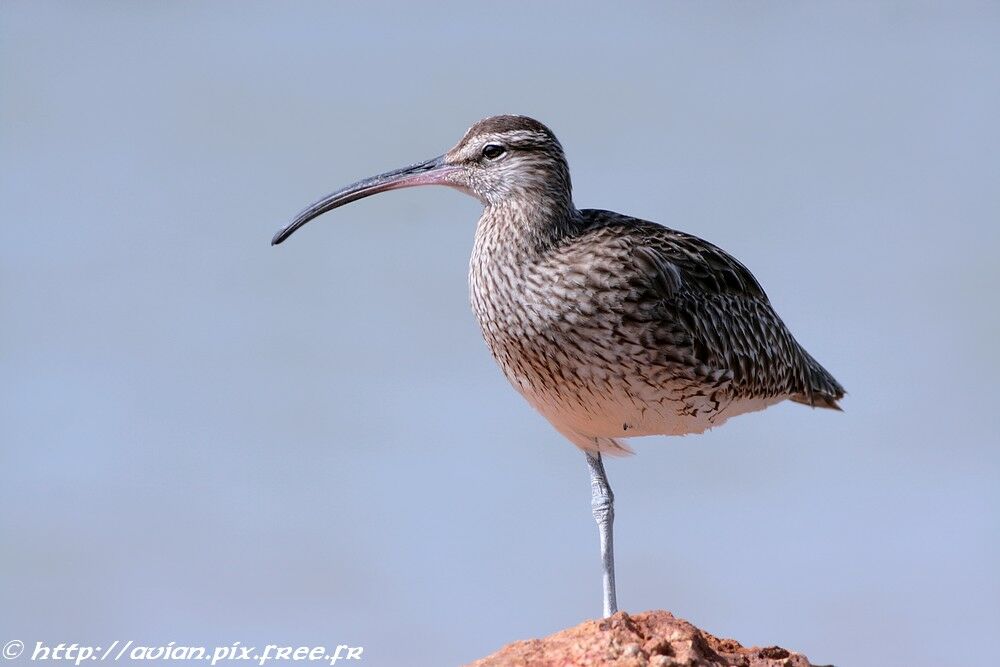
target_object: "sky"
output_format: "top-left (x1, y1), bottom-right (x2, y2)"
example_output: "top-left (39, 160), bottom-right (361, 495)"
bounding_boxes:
top-left (2, 2), bottom-right (998, 666)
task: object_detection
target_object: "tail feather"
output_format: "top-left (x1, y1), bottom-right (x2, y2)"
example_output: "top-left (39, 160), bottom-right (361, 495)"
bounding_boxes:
top-left (791, 348), bottom-right (845, 410)
top-left (789, 391), bottom-right (843, 410)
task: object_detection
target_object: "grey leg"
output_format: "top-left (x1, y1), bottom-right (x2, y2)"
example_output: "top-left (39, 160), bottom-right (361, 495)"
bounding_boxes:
top-left (586, 451), bottom-right (618, 617)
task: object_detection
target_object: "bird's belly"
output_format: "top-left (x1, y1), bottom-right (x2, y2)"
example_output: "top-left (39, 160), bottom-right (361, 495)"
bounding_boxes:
top-left (485, 331), bottom-right (726, 437)
top-left (538, 385), bottom-right (780, 437)
top-left (518, 372), bottom-right (710, 438)
top-left (520, 373), bottom-right (783, 441)
top-left (481, 325), bottom-right (784, 441)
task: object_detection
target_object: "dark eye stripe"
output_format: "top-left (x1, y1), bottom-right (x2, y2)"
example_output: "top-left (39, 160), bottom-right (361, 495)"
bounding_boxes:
top-left (482, 144), bottom-right (505, 160)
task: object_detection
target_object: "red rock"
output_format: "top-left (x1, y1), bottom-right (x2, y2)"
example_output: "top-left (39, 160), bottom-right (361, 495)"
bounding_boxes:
top-left (467, 610), bottom-right (821, 667)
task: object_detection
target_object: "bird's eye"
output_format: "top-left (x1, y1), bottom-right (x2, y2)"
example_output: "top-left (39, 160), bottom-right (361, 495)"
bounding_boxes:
top-left (482, 144), bottom-right (506, 160)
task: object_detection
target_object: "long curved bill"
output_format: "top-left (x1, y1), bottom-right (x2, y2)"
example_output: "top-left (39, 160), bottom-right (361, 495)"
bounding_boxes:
top-left (271, 155), bottom-right (458, 245)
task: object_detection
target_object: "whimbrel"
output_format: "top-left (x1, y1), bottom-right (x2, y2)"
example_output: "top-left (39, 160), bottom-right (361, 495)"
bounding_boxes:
top-left (272, 115), bottom-right (844, 617)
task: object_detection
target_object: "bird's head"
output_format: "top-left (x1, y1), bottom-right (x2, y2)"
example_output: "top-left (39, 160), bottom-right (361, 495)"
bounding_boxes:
top-left (272, 115), bottom-right (572, 245)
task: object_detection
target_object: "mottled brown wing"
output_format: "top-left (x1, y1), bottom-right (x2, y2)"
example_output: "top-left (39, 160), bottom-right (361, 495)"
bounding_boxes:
top-left (579, 209), bottom-right (844, 407)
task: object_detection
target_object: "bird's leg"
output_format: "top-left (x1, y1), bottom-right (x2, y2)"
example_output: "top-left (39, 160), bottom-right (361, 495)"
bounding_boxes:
top-left (586, 451), bottom-right (618, 617)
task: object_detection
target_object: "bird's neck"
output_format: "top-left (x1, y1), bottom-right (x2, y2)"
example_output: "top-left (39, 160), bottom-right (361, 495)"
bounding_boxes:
top-left (476, 197), bottom-right (580, 264)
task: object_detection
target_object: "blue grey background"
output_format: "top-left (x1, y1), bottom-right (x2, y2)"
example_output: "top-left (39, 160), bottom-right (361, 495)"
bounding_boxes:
top-left (2, 3), bottom-right (998, 666)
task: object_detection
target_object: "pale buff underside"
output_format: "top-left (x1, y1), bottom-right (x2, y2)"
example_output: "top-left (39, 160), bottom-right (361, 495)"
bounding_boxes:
top-left (496, 343), bottom-right (786, 456)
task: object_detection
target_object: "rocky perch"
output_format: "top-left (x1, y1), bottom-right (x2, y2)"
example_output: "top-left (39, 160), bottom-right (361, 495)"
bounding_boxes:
top-left (466, 610), bottom-right (821, 667)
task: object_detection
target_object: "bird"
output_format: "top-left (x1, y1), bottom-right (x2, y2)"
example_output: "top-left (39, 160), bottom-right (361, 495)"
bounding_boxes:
top-left (272, 115), bottom-right (844, 618)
